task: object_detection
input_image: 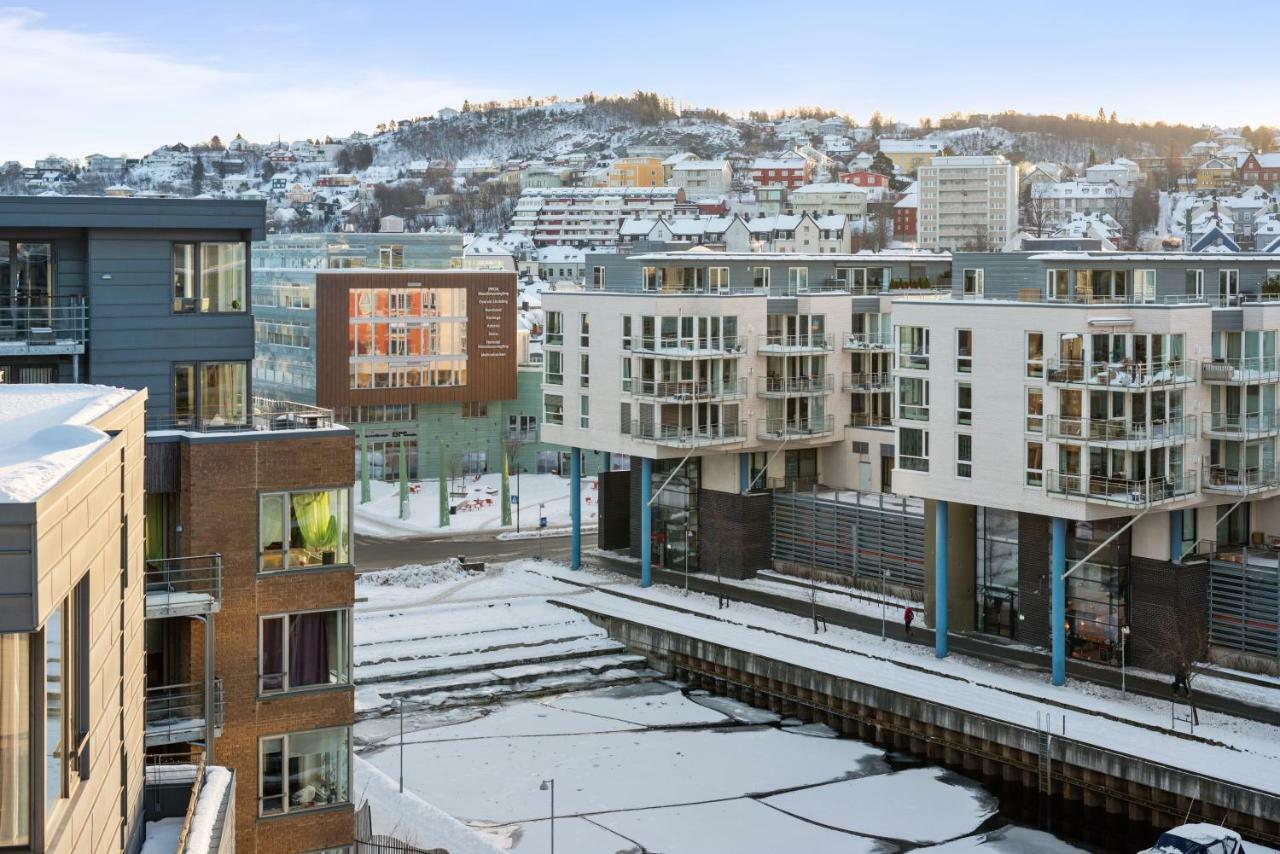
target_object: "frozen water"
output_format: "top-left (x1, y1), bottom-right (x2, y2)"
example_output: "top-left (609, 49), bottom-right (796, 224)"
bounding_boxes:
top-left (543, 682), bottom-right (731, 727)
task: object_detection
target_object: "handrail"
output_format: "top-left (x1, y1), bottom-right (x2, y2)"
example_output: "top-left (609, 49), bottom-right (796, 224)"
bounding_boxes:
top-left (843, 372), bottom-right (893, 391)
top-left (144, 554), bottom-right (222, 609)
top-left (1046, 470), bottom-right (1197, 505)
top-left (632, 335), bottom-right (745, 355)
top-left (1199, 356), bottom-right (1280, 381)
top-left (1202, 411), bottom-right (1280, 436)
top-left (759, 333), bottom-right (833, 350)
top-left (759, 374), bottom-right (834, 395)
top-left (0, 297), bottom-right (88, 343)
top-left (173, 754), bottom-right (208, 854)
top-left (632, 378), bottom-right (747, 399)
top-left (1046, 415), bottom-right (1196, 443)
top-left (1046, 358), bottom-right (1193, 387)
top-left (843, 332), bottom-right (893, 350)
top-left (631, 420), bottom-right (747, 445)
top-left (759, 414), bottom-right (836, 438)
top-left (147, 397), bottom-right (335, 434)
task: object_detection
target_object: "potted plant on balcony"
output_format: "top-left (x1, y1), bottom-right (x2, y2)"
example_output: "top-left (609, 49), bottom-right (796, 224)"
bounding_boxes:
top-left (1263, 274), bottom-right (1280, 300)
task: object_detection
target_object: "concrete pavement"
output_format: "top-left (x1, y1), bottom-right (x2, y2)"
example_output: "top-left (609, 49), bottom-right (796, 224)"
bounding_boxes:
top-left (354, 532), bottom-right (573, 571)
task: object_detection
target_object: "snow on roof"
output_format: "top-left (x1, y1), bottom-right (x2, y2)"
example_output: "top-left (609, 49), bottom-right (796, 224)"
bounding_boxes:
top-left (619, 218), bottom-right (659, 236)
top-left (752, 157), bottom-right (807, 170)
top-left (0, 384), bottom-right (137, 503)
top-left (878, 139), bottom-right (944, 153)
top-left (791, 183), bottom-right (864, 195)
top-left (672, 159), bottom-right (728, 171)
top-left (815, 215), bottom-right (848, 230)
top-left (629, 250), bottom-right (951, 263)
top-left (536, 246), bottom-right (584, 263)
top-left (1160, 823), bottom-right (1242, 845)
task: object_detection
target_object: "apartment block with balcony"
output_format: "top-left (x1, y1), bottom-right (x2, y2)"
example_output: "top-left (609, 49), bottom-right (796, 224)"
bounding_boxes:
top-left (891, 249), bottom-right (1280, 684)
top-left (510, 187), bottom-right (685, 248)
top-left (917, 155), bottom-right (1019, 251)
top-left (540, 248), bottom-right (951, 585)
top-left (0, 195), bottom-right (357, 853)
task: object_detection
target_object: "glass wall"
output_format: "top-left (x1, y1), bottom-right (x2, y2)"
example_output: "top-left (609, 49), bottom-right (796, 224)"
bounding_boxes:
top-left (260, 489), bottom-right (351, 571)
top-left (172, 242), bottom-right (246, 313)
top-left (1067, 519), bottom-right (1130, 664)
top-left (259, 727), bottom-right (351, 816)
top-left (173, 361), bottom-right (248, 428)
top-left (650, 458), bottom-right (700, 572)
top-left (0, 633), bottom-right (29, 846)
top-left (975, 508), bottom-right (1019, 639)
top-left (347, 287), bottom-right (467, 389)
top-left (260, 610), bottom-right (351, 694)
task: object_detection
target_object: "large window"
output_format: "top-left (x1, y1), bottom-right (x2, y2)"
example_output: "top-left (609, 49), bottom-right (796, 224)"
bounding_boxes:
top-left (173, 361), bottom-right (248, 428)
top-left (897, 377), bottom-right (929, 421)
top-left (347, 287), bottom-right (467, 390)
top-left (0, 634), bottom-right (30, 845)
top-left (898, 326), bottom-right (929, 370)
top-left (260, 610), bottom-right (351, 695)
top-left (259, 727), bottom-right (350, 816)
top-left (172, 242), bottom-right (247, 313)
top-left (898, 427), bottom-right (929, 472)
top-left (45, 603), bottom-right (64, 812)
top-left (544, 393), bottom-right (564, 425)
top-left (260, 489), bottom-right (351, 572)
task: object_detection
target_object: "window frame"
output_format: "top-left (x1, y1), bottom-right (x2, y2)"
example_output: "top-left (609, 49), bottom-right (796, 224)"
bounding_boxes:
top-left (956, 381), bottom-right (973, 426)
top-left (956, 329), bottom-right (972, 373)
top-left (962, 268), bottom-right (984, 297)
top-left (956, 433), bottom-right (973, 479)
top-left (1025, 440), bottom-right (1044, 487)
top-left (258, 488), bottom-right (353, 574)
top-left (258, 608), bottom-right (352, 696)
top-left (257, 726), bottom-right (352, 817)
top-left (1026, 387), bottom-right (1044, 433)
top-left (1025, 332), bottom-right (1044, 378)
top-left (171, 360), bottom-right (250, 429)
top-left (170, 240), bottom-right (248, 315)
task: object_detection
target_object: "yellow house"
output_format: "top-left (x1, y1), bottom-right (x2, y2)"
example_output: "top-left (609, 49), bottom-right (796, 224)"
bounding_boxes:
top-left (608, 157), bottom-right (665, 187)
top-left (1196, 157), bottom-right (1235, 189)
top-left (878, 140), bottom-right (944, 174)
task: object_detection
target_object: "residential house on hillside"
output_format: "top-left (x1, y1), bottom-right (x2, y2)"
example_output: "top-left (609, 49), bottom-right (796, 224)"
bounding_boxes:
top-left (1240, 153), bottom-right (1280, 187)
top-left (839, 170), bottom-right (888, 189)
top-left (1197, 157), bottom-right (1236, 189)
top-left (878, 139), bottom-right (944, 173)
top-left (750, 157), bottom-right (811, 190)
top-left (670, 159), bottom-right (733, 200)
top-left (787, 183), bottom-right (868, 217)
top-left (608, 157), bottom-right (666, 187)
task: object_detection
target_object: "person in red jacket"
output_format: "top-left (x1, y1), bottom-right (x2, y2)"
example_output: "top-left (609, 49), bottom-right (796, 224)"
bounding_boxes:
top-left (903, 606), bottom-right (915, 637)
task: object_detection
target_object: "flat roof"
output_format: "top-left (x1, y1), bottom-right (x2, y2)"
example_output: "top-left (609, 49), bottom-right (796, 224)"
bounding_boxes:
top-left (628, 251), bottom-right (953, 263)
top-left (0, 384), bottom-right (138, 503)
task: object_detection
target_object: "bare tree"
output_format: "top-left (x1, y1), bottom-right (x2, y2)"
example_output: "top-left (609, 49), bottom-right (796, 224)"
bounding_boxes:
top-left (1137, 593), bottom-right (1211, 726)
top-left (1020, 186), bottom-right (1055, 237)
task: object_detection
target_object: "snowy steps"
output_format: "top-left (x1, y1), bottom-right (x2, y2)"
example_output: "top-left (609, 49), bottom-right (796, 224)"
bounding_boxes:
top-left (354, 634), bottom-right (633, 684)
top-left (352, 620), bottom-right (606, 668)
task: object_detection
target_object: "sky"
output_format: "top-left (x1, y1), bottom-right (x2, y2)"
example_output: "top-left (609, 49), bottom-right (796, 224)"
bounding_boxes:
top-left (6, 0), bottom-right (1280, 163)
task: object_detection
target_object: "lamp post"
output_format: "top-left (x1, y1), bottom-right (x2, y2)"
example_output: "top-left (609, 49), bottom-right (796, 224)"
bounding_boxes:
top-left (683, 526), bottom-right (690, 595)
top-left (516, 466), bottom-right (523, 534)
top-left (539, 778), bottom-right (555, 854)
top-left (881, 570), bottom-right (888, 641)
top-left (398, 697), bottom-right (405, 793)
top-left (1121, 624), bottom-right (1130, 695)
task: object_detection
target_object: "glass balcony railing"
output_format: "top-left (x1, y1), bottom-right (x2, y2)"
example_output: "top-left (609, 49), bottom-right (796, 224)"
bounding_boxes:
top-left (1047, 358), bottom-right (1193, 387)
top-left (144, 555), bottom-right (222, 617)
top-left (0, 296), bottom-right (88, 350)
top-left (1202, 411), bottom-right (1280, 438)
top-left (1045, 470), bottom-right (1197, 505)
top-left (1046, 415), bottom-right (1195, 444)
top-left (1200, 356), bottom-right (1280, 384)
top-left (147, 397), bottom-right (334, 434)
top-left (758, 414), bottom-right (836, 439)
top-left (630, 420), bottom-right (747, 446)
top-left (842, 372), bottom-right (893, 392)
top-left (759, 333), bottom-right (833, 352)
top-left (631, 335), bottom-right (745, 356)
top-left (843, 332), bottom-right (893, 351)
top-left (631, 378), bottom-right (747, 399)
top-left (758, 374), bottom-right (834, 395)
top-left (1203, 465), bottom-right (1280, 494)
top-left (145, 679), bottom-right (225, 747)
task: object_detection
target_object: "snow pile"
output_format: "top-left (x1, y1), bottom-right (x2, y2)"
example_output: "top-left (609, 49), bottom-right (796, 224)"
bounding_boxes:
top-left (357, 559), bottom-right (471, 588)
top-left (184, 766), bottom-right (231, 854)
top-left (0, 384), bottom-right (136, 502)
top-left (353, 756), bottom-right (504, 854)
top-left (140, 817), bottom-right (182, 854)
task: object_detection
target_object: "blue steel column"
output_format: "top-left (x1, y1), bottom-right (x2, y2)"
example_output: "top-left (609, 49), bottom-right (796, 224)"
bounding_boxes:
top-left (570, 448), bottom-right (581, 570)
top-left (640, 457), bottom-right (653, 587)
top-left (1169, 510), bottom-right (1183, 563)
top-left (739, 453), bottom-right (750, 493)
top-left (934, 500), bottom-right (949, 658)
top-left (1051, 516), bottom-right (1068, 686)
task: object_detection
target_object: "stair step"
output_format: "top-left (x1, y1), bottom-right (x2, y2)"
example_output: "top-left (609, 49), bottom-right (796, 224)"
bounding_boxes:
top-left (355, 637), bottom-right (629, 685)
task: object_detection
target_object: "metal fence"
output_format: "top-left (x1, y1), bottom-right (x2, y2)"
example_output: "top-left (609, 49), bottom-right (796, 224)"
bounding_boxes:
top-left (772, 489), bottom-right (925, 592)
top-left (355, 801), bottom-right (446, 854)
top-left (1209, 556), bottom-right (1280, 659)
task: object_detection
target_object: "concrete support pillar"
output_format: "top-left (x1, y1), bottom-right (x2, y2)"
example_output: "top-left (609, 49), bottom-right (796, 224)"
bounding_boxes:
top-left (1051, 516), bottom-right (1068, 686)
top-left (1169, 509), bottom-right (1183, 563)
top-left (203, 613), bottom-right (216, 765)
top-left (603, 451), bottom-right (612, 472)
top-left (935, 499), bottom-right (949, 658)
top-left (640, 457), bottom-right (653, 587)
top-left (570, 447), bottom-right (582, 570)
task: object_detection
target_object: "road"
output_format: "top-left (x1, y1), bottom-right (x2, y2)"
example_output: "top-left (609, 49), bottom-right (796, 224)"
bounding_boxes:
top-left (355, 532), bottom-right (573, 571)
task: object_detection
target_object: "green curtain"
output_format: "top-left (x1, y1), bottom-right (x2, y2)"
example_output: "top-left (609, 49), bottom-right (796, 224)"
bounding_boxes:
top-left (261, 494), bottom-right (285, 551)
top-left (291, 492), bottom-right (337, 550)
top-left (144, 495), bottom-right (166, 561)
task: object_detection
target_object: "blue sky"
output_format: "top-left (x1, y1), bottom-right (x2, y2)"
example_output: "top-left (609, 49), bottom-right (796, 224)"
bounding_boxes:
top-left (6, 1), bottom-right (1280, 162)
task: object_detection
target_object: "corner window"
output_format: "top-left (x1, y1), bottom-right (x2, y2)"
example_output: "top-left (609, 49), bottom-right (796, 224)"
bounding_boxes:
top-left (1046, 269), bottom-right (1069, 301)
top-left (544, 393), bottom-right (564, 425)
top-left (1026, 387), bottom-right (1043, 433)
top-left (898, 427), bottom-right (929, 472)
top-left (259, 727), bottom-right (351, 816)
top-left (259, 489), bottom-right (351, 572)
top-left (898, 377), bottom-right (929, 421)
top-left (1135, 269), bottom-right (1157, 304)
top-left (378, 244), bottom-right (404, 269)
top-left (172, 242), bottom-right (247, 313)
top-left (1026, 441), bottom-right (1044, 486)
top-left (579, 395), bottom-right (590, 428)
top-left (710, 267), bottom-right (730, 292)
top-left (592, 266), bottom-right (605, 289)
top-left (260, 610), bottom-right (351, 695)
top-left (543, 350), bottom-right (563, 386)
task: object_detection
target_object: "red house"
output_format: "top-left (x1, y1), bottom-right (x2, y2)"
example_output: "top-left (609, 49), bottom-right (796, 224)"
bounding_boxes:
top-left (751, 157), bottom-right (811, 190)
top-left (893, 196), bottom-right (918, 241)
top-left (838, 170), bottom-right (888, 189)
top-left (1240, 153), bottom-right (1280, 186)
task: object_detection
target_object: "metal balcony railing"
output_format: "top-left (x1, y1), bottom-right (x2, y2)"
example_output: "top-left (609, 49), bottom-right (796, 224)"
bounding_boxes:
top-left (144, 554), bottom-right (222, 617)
top-left (1045, 470), bottom-right (1198, 505)
top-left (1046, 358), bottom-right (1193, 387)
top-left (758, 374), bottom-right (834, 395)
top-left (1046, 415), bottom-right (1196, 444)
top-left (843, 332), bottom-right (893, 351)
top-left (848, 412), bottom-right (892, 428)
top-left (0, 296), bottom-right (88, 351)
top-left (1202, 411), bottom-right (1280, 438)
top-left (145, 679), bottom-right (225, 747)
top-left (147, 397), bottom-right (334, 434)
top-left (843, 372), bottom-right (892, 392)
top-left (632, 335), bottom-right (744, 355)
top-left (1202, 465), bottom-right (1280, 494)
top-left (1200, 356), bottom-right (1280, 383)
top-left (758, 414), bottom-right (836, 439)
top-left (759, 333), bottom-right (833, 352)
top-left (767, 475), bottom-right (820, 491)
top-left (631, 378), bottom-right (747, 399)
top-left (898, 454), bottom-right (929, 472)
top-left (630, 420), bottom-right (746, 446)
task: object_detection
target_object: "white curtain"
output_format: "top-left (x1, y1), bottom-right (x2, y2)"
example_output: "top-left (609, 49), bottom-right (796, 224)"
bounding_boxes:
top-left (0, 633), bottom-right (30, 845)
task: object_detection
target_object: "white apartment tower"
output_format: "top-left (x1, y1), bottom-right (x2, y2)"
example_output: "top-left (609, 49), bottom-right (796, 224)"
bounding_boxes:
top-left (917, 155), bottom-right (1018, 251)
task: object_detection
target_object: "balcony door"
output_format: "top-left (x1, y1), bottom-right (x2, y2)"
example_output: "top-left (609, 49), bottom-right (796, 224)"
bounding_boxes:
top-left (1, 241), bottom-right (54, 328)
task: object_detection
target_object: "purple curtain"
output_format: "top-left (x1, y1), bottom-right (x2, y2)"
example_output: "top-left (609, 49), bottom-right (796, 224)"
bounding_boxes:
top-left (289, 613), bottom-right (330, 687)
top-left (262, 619), bottom-right (284, 691)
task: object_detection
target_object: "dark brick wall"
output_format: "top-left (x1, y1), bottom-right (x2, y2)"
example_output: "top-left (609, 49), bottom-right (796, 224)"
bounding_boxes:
top-left (1129, 557), bottom-right (1209, 673)
top-left (628, 456), bottom-right (643, 560)
top-left (1018, 512), bottom-right (1052, 649)
top-left (699, 488), bottom-right (772, 580)
top-left (597, 469), bottom-right (631, 551)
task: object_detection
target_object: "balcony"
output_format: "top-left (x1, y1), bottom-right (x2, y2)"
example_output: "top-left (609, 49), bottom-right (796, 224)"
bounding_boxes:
top-left (758, 414), bottom-right (836, 440)
top-left (1202, 411), bottom-right (1280, 440)
top-left (631, 335), bottom-right (745, 358)
top-left (0, 296), bottom-right (88, 355)
top-left (145, 753), bottom-right (235, 854)
top-left (145, 679), bottom-right (225, 747)
top-left (758, 333), bottom-right (833, 354)
top-left (1203, 465), bottom-right (1280, 495)
top-left (766, 475), bottom-right (820, 492)
top-left (843, 332), bottom-right (893, 352)
top-left (1200, 357), bottom-right (1280, 385)
top-left (630, 420), bottom-right (747, 447)
top-left (631, 378), bottom-right (748, 401)
top-left (1045, 470), bottom-right (1197, 506)
top-left (1046, 358), bottom-right (1194, 388)
top-left (145, 555), bottom-right (222, 618)
top-left (146, 396), bottom-right (335, 433)
top-left (848, 412), bottom-right (892, 428)
top-left (1046, 415), bottom-right (1195, 447)
top-left (843, 372), bottom-right (892, 393)
top-left (758, 374), bottom-right (834, 396)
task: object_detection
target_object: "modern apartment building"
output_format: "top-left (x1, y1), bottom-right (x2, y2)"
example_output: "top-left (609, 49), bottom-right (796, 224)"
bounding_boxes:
top-left (917, 155), bottom-right (1019, 251)
top-left (892, 250), bottom-right (1280, 683)
top-left (669, 160), bottom-right (732, 200)
top-left (787, 183), bottom-right (869, 218)
top-left (510, 187), bottom-right (685, 248)
top-left (540, 248), bottom-right (950, 582)
top-left (607, 157), bottom-right (666, 188)
top-left (0, 196), bottom-right (357, 852)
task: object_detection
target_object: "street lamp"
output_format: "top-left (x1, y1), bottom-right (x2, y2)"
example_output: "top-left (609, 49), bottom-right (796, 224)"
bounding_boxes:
top-left (539, 778), bottom-right (555, 854)
top-left (1121, 624), bottom-right (1131, 695)
top-left (880, 570), bottom-right (889, 641)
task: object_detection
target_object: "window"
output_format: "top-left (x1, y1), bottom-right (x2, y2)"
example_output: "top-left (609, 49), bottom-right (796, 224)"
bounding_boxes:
top-left (1135, 269), bottom-right (1156, 304)
top-left (508, 414), bottom-right (537, 438)
top-left (962, 268), bottom-right (984, 296)
top-left (752, 267), bottom-right (771, 291)
top-left (1026, 332), bottom-right (1044, 378)
top-left (461, 402), bottom-right (487, 418)
top-left (710, 267), bottom-right (730, 292)
top-left (544, 393), bottom-right (564, 425)
top-left (545, 312), bottom-right (563, 345)
top-left (0, 633), bottom-right (30, 845)
top-left (378, 244), bottom-right (404, 269)
top-left (579, 313), bottom-right (590, 347)
top-left (898, 427), bottom-right (929, 472)
top-left (1219, 269), bottom-right (1239, 304)
top-left (259, 727), bottom-right (350, 816)
top-left (642, 266), bottom-right (660, 291)
top-left (172, 242), bottom-right (247, 313)
top-left (1026, 441), bottom-right (1043, 486)
top-left (1026, 387), bottom-right (1043, 433)
top-left (956, 434), bottom-right (972, 478)
top-left (260, 610), bottom-right (350, 694)
top-left (898, 377), bottom-right (929, 421)
top-left (592, 266), bottom-right (605, 289)
top-left (898, 326), bottom-right (929, 370)
top-left (787, 267), bottom-right (808, 294)
top-left (1046, 269), bottom-right (1069, 301)
top-left (259, 489), bottom-right (351, 572)
top-left (45, 602), bottom-right (65, 811)
top-left (579, 354), bottom-right (590, 387)
top-left (620, 402), bottom-right (631, 434)
top-left (956, 329), bottom-right (972, 373)
top-left (621, 316), bottom-right (633, 351)
top-left (621, 357), bottom-right (632, 393)
top-left (173, 361), bottom-right (247, 428)
top-left (544, 350), bottom-right (563, 385)
top-left (579, 395), bottom-right (590, 428)
top-left (957, 382), bottom-right (972, 425)
top-left (1186, 269), bottom-right (1204, 299)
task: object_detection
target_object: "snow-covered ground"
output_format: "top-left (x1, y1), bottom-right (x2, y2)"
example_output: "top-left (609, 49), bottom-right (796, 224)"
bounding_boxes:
top-left (354, 473), bottom-right (596, 539)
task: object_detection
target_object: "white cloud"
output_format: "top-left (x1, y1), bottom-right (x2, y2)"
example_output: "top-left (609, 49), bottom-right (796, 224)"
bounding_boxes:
top-left (0, 9), bottom-right (504, 162)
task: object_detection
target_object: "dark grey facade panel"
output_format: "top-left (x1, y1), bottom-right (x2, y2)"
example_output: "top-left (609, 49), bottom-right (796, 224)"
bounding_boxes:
top-left (0, 197), bottom-right (266, 240)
